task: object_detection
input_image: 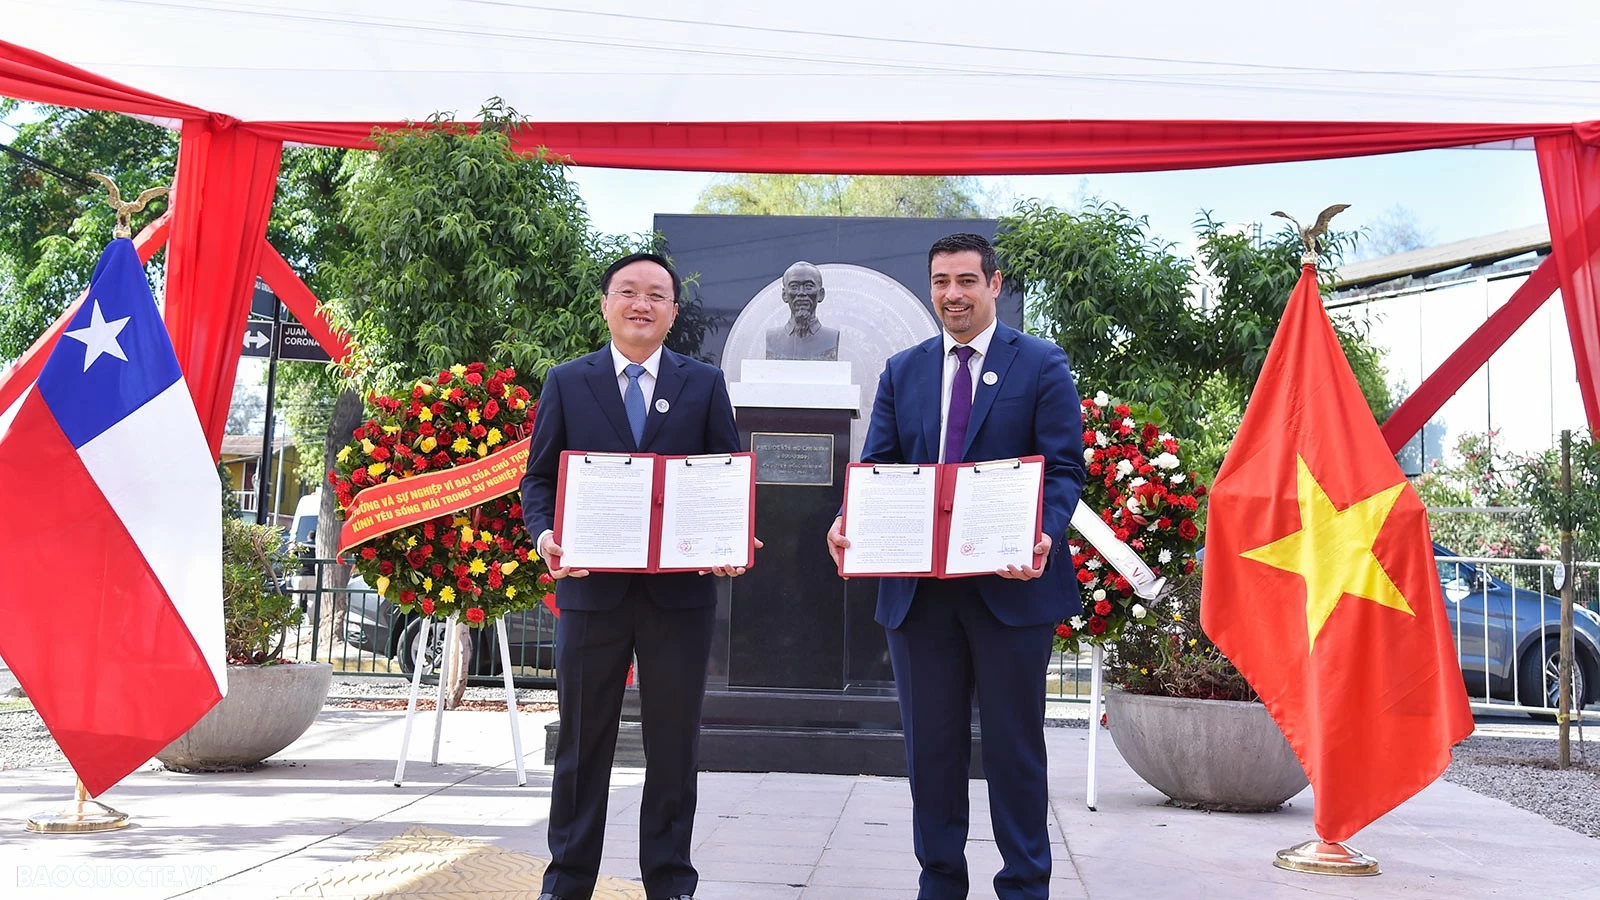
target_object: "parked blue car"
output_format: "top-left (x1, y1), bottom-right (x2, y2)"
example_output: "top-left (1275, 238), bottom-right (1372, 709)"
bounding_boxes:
top-left (1436, 543), bottom-right (1600, 712)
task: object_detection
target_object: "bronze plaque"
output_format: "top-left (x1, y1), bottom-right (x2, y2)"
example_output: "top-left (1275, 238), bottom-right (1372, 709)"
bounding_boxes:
top-left (751, 432), bottom-right (835, 486)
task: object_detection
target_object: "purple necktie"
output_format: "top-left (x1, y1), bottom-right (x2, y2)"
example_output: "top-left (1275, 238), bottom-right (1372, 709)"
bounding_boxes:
top-left (944, 345), bottom-right (976, 463)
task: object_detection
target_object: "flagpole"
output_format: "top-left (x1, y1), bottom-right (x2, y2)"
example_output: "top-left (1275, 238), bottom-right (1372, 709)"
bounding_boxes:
top-left (1086, 644), bottom-right (1103, 811)
top-left (25, 779), bottom-right (130, 834)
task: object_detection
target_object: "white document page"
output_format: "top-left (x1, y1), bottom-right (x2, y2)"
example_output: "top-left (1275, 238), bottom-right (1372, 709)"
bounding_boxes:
top-left (556, 453), bottom-right (654, 570)
top-left (657, 454), bottom-right (754, 569)
top-left (841, 464), bottom-right (938, 576)
top-left (944, 459), bottom-right (1043, 576)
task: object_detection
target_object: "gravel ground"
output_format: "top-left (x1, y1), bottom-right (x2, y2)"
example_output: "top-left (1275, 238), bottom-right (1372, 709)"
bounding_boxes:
top-left (1444, 729), bottom-right (1600, 839)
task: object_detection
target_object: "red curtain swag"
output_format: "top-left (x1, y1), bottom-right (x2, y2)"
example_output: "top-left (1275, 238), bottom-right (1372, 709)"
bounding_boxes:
top-left (2, 35), bottom-right (1599, 450)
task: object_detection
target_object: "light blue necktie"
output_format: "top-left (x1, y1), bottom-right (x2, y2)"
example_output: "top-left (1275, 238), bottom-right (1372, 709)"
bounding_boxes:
top-left (623, 363), bottom-right (647, 446)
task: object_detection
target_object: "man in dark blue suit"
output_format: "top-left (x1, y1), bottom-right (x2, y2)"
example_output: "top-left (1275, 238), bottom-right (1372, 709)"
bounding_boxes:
top-left (521, 252), bottom-right (750, 900)
top-left (828, 233), bottom-right (1085, 900)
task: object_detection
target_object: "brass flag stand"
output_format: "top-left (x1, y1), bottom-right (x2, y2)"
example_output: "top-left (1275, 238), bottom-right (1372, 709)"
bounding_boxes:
top-left (26, 779), bottom-right (130, 834)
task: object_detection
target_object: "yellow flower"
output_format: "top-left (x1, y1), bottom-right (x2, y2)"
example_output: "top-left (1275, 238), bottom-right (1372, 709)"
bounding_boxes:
top-left (337, 445), bottom-right (352, 463)
top-left (477, 442), bottom-right (488, 457)
top-left (461, 526), bottom-right (474, 545)
top-left (418, 407), bottom-right (434, 422)
top-left (505, 586), bottom-right (517, 600)
top-left (452, 437), bottom-right (470, 454)
top-left (367, 463), bottom-right (386, 478)
top-left (501, 561), bottom-right (518, 575)
top-left (449, 364), bottom-right (467, 376)
top-left (361, 438), bottom-right (376, 454)
top-left (528, 547), bottom-right (539, 563)
top-left (420, 436), bottom-right (437, 453)
top-left (386, 475), bottom-right (398, 483)
top-left (406, 535), bottom-right (417, 548)
top-left (423, 577), bottom-right (433, 591)
top-left (1172, 612), bottom-right (1184, 622)
top-left (1188, 638), bottom-right (1198, 648)
top-left (416, 381), bottom-right (433, 396)
top-left (486, 428), bottom-right (503, 446)
top-left (383, 425), bottom-right (400, 435)
top-left (1140, 667), bottom-right (1149, 675)
top-left (511, 398), bottom-right (525, 409)
top-left (468, 409), bottom-right (481, 425)
top-left (478, 530), bottom-right (491, 543)
top-left (376, 575), bottom-right (390, 596)
top-left (452, 517), bottom-right (470, 527)
top-left (468, 559), bottom-right (487, 576)
top-left (439, 586), bottom-right (456, 603)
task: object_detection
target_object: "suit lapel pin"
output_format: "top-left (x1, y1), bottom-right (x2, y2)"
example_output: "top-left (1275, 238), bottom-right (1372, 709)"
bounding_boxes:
top-left (655, 398), bottom-right (670, 413)
top-left (982, 371), bottom-right (998, 386)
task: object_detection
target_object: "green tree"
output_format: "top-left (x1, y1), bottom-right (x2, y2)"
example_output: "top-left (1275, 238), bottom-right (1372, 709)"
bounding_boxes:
top-left (998, 201), bottom-right (1394, 478)
top-left (330, 101), bottom-right (641, 393)
top-left (694, 174), bottom-right (988, 217)
top-left (0, 101), bottom-right (175, 361)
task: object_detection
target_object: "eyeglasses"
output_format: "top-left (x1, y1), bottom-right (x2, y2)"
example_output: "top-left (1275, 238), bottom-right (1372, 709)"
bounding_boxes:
top-left (607, 288), bottom-right (674, 304)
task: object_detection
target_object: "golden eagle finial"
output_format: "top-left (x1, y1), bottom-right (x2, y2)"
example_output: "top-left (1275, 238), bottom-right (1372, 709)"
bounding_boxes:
top-left (87, 172), bottom-right (170, 239)
top-left (1271, 204), bottom-right (1351, 265)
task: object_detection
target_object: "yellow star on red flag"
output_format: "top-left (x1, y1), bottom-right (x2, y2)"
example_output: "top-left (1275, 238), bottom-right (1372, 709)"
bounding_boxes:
top-left (1240, 454), bottom-right (1414, 650)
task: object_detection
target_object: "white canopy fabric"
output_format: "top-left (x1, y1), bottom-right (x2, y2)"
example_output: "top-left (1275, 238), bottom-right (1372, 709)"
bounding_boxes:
top-left (6, 0), bottom-right (1600, 126)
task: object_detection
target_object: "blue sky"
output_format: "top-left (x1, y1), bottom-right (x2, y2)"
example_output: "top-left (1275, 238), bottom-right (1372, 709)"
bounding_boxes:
top-left (570, 147), bottom-right (1548, 256)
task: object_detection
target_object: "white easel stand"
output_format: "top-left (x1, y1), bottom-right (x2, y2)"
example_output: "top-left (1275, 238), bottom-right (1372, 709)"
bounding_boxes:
top-left (1086, 644), bottom-right (1104, 811)
top-left (393, 613), bottom-right (526, 786)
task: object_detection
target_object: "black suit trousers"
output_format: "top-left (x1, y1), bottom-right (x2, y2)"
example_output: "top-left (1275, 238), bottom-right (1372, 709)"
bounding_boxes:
top-left (542, 577), bottom-right (716, 900)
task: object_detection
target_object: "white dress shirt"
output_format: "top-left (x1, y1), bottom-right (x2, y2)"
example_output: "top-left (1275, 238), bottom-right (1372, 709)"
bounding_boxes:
top-left (610, 341), bottom-right (663, 406)
top-left (938, 318), bottom-right (998, 463)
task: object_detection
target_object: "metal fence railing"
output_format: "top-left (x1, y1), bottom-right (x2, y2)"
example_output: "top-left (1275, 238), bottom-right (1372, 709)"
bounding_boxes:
top-left (273, 557), bottom-right (558, 688)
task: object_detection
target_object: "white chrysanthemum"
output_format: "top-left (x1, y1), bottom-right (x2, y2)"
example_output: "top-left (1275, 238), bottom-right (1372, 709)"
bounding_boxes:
top-left (1093, 588), bottom-right (1106, 601)
top-left (1095, 431), bottom-right (1109, 447)
top-left (1085, 558), bottom-right (1103, 570)
top-left (1158, 549), bottom-right (1173, 564)
top-left (1131, 604), bottom-right (1148, 619)
top-left (1159, 432), bottom-right (1174, 442)
top-left (1154, 452), bottom-right (1180, 469)
top-left (1126, 496), bottom-right (1140, 512)
top-left (1093, 391), bottom-right (1109, 407)
top-left (1071, 616), bottom-right (1086, 629)
top-left (1084, 448), bottom-right (1096, 464)
top-left (1068, 543), bottom-right (1082, 556)
top-left (1121, 417), bottom-right (1136, 429)
top-left (1170, 473), bottom-right (1186, 484)
top-left (1115, 459), bottom-right (1134, 478)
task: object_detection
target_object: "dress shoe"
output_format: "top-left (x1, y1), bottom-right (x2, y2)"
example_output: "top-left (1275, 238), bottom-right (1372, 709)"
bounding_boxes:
top-left (535, 894), bottom-right (565, 900)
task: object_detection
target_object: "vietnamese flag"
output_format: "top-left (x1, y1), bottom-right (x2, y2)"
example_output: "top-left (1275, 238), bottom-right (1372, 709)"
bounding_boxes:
top-left (1201, 263), bottom-right (1473, 843)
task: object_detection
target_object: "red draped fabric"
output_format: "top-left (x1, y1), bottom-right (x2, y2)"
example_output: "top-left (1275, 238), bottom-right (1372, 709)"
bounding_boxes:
top-left (164, 120), bottom-right (283, 457)
top-left (1, 34), bottom-right (1599, 446)
top-left (1537, 134), bottom-right (1600, 428)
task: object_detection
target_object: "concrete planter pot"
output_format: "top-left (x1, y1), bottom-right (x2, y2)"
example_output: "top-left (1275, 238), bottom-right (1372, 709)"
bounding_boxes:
top-left (1104, 687), bottom-right (1307, 812)
top-left (157, 662), bottom-right (332, 772)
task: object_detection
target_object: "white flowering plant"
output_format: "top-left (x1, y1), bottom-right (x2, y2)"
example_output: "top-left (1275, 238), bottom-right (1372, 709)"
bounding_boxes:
top-left (1053, 392), bottom-right (1207, 655)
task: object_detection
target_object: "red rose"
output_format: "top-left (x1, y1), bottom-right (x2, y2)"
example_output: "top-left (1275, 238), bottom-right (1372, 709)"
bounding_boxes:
top-left (431, 563), bottom-right (445, 578)
top-left (1141, 423), bottom-right (1159, 445)
top-left (458, 575), bottom-right (474, 590)
top-left (1194, 484), bottom-right (1207, 497)
top-left (470, 424), bottom-right (487, 439)
top-left (1114, 404), bottom-right (1131, 417)
top-left (483, 400), bottom-right (500, 419)
top-left (371, 446), bottom-right (391, 462)
top-left (1055, 624), bottom-right (1072, 638)
top-left (352, 425), bottom-right (366, 441)
top-left (400, 589), bottom-right (416, 604)
top-left (1088, 464), bottom-right (1102, 476)
top-left (467, 362), bottom-right (486, 373)
top-left (1087, 616), bottom-right (1108, 635)
top-left (465, 372), bottom-right (483, 386)
top-left (465, 607), bottom-right (486, 625)
top-left (432, 451), bottom-right (452, 467)
top-left (1179, 519), bottom-right (1199, 540)
top-left (360, 546), bottom-right (377, 560)
top-left (1094, 600), bottom-right (1112, 616)
top-left (420, 598), bottom-right (436, 615)
top-left (378, 560), bottom-right (394, 576)
top-left (537, 573), bottom-right (554, 587)
top-left (1157, 517), bottom-right (1171, 530)
top-left (1185, 559), bottom-right (1197, 573)
top-left (438, 370), bottom-right (452, 384)
top-left (419, 421), bottom-right (435, 436)
top-left (1077, 569), bottom-right (1094, 584)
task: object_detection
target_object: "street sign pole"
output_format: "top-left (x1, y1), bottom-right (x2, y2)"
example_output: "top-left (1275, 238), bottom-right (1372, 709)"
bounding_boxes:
top-left (255, 300), bottom-right (281, 525)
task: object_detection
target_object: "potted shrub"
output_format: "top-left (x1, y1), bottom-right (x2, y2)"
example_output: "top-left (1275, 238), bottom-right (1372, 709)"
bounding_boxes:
top-left (157, 518), bottom-right (332, 771)
top-left (1059, 393), bottom-right (1305, 811)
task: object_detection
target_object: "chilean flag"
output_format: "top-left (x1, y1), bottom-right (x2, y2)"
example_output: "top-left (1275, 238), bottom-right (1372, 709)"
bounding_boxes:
top-left (0, 238), bottom-right (225, 797)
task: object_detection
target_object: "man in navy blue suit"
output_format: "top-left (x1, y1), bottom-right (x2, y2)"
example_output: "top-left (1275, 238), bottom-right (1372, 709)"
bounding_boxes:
top-left (828, 233), bottom-right (1085, 900)
top-left (521, 252), bottom-right (752, 900)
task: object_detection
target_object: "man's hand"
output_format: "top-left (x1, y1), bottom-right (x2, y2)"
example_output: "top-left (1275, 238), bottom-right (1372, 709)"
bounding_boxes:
top-left (703, 538), bottom-right (764, 578)
top-left (826, 516), bottom-right (851, 574)
top-left (997, 532), bottom-right (1051, 581)
top-left (539, 532), bottom-right (589, 580)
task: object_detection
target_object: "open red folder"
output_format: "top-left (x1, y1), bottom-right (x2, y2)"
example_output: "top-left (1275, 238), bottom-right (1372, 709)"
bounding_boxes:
top-left (553, 450), bottom-right (757, 573)
top-left (839, 455), bottom-right (1045, 579)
